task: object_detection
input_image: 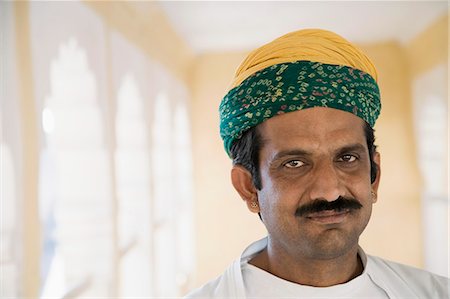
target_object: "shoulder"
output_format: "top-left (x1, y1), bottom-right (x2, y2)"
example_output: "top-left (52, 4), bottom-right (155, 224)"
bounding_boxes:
top-left (183, 274), bottom-right (224, 298)
top-left (183, 260), bottom-right (245, 299)
top-left (367, 255), bottom-right (449, 298)
top-left (183, 238), bottom-right (268, 298)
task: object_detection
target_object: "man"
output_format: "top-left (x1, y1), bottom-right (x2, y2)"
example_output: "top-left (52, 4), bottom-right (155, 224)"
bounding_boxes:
top-left (185, 29), bottom-right (449, 298)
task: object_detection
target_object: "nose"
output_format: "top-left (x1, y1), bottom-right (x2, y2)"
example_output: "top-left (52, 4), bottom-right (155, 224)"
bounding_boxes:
top-left (308, 160), bottom-right (344, 202)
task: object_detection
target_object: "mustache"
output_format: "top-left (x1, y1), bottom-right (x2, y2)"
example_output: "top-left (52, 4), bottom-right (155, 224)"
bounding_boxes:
top-left (295, 196), bottom-right (363, 217)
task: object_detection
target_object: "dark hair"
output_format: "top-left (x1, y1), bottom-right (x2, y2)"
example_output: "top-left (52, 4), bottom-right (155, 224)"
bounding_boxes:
top-left (230, 121), bottom-right (378, 190)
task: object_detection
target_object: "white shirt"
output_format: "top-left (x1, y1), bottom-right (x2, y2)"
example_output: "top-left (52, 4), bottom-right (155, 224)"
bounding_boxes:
top-left (184, 237), bottom-right (450, 299)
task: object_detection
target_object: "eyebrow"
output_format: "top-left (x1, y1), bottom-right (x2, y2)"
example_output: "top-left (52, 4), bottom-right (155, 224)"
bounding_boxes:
top-left (336, 143), bottom-right (367, 155)
top-left (270, 149), bottom-right (313, 164)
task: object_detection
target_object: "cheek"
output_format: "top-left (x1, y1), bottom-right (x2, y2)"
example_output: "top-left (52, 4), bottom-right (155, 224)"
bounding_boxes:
top-left (258, 172), bottom-right (280, 213)
top-left (258, 173), bottom-right (301, 216)
top-left (346, 175), bottom-right (372, 200)
top-left (260, 168), bottom-right (289, 201)
top-left (358, 204), bottom-right (373, 233)
top-left (260, 166), bottom-right (314, 210)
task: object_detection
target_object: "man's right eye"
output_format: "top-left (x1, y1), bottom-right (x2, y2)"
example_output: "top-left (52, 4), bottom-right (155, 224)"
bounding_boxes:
top-left (284, 160), bottom-right (305, 168)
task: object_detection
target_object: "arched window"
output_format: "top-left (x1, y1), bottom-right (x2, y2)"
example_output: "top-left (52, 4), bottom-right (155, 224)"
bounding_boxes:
top-left (152, 91), bottom-right (177, 296)
top-left (110, 30), bottom-right (195, 297)
top-left (173, 101), bottom-right (195, 294)
top-left (413, 63), bottom-right (449, 277)
top-left (115, 73), bottom-right (152, 297)
top-left (39, 38), bottom-right (114, 297)
top-left (151, 79), bottom-right (195, 296)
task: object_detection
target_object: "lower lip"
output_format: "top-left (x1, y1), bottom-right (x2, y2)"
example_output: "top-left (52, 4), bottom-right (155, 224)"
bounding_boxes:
top-left (306, 210), bottom-right (350, 224)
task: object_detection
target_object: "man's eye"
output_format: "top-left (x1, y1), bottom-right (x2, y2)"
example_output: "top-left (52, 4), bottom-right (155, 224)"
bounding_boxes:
top-left (284, 160), bottom-right (305, 168)
top-left (339, 154), bottom-right (357, 163)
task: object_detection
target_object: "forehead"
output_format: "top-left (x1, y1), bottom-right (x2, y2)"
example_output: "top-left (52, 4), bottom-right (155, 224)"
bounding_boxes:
top-left (258, 107), bottom-right (367, 154)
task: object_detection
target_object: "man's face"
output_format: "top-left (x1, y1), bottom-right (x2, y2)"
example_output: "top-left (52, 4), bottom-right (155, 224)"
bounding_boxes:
top-left (256, 107), bottom-right (380, 260)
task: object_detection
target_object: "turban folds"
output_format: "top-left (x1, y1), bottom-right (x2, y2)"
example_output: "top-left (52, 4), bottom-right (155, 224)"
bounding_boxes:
top-left (220, 29), bottom-right (381, 157)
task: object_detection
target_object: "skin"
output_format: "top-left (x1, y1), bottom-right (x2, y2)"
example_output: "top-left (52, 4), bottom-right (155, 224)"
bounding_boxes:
top-left (231, 107), bottom-right (381, 287)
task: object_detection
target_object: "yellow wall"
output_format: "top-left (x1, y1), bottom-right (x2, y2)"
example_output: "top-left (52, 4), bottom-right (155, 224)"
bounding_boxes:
top-left (406, 13), bottom-right (448, 78)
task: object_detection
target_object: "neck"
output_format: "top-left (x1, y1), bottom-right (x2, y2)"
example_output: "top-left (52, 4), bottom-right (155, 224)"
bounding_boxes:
top-left (249, 240), bottom-right (363, 287)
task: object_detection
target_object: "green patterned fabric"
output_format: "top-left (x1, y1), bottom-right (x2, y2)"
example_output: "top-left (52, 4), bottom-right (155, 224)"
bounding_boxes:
top-left (219, 61), bottom-right (381, 156)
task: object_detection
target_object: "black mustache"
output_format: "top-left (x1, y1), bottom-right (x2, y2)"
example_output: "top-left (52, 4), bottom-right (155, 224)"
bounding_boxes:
top-left (295, 196), bottom-right (363, 217)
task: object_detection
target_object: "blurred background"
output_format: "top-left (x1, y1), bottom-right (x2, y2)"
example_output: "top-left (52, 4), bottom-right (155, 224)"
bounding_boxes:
top-left (0, 1), bottom-right (448, 298)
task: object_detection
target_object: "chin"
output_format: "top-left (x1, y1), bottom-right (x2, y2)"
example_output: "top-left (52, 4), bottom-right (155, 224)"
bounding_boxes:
top-left (302, 230), bottom-right (360, 260)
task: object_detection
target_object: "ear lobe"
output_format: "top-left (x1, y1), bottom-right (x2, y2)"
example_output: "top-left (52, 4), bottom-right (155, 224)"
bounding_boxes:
top-left (231, 165), bottom-right (260, 213)
top-left (371, 152), bottom-right (381, 203)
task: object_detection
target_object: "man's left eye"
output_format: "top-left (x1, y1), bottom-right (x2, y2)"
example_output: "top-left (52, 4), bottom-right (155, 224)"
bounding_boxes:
top-left (339, 154), bottom-right (357, 162)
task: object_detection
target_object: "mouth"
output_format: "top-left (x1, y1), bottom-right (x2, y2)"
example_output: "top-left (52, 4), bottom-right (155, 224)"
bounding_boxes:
top-left (305, 209), bottom-right (351, 224)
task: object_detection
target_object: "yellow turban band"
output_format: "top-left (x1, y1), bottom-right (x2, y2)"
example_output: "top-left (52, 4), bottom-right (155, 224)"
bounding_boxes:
top-left (231, 28), bottom-right (378, 88)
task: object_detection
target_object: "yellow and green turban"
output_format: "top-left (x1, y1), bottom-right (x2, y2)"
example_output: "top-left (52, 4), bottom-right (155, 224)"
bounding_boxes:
top-left (219, 29), bottom-right (381, 156)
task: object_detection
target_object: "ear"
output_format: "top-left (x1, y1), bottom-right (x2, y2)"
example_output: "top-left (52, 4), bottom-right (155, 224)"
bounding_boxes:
top-left (231, 165), bottom-right (260, 213)
top-left (371, 151), bottom-right (381, 203)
